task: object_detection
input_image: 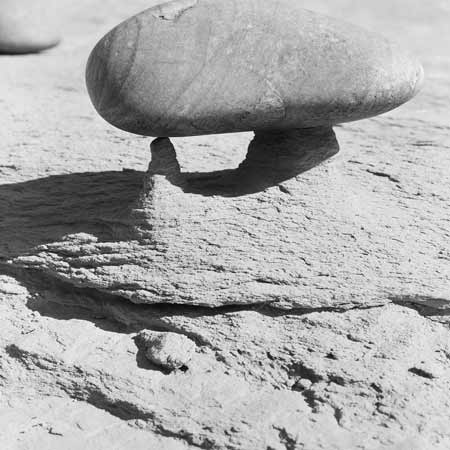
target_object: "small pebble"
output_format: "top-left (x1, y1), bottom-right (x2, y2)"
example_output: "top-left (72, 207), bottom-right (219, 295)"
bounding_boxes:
top-left (137, 330), bottom-right (196, 370)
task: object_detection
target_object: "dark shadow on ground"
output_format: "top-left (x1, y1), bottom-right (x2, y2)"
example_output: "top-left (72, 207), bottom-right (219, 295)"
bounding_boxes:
top-left (0, 129), bottom-right (340, 261)
top-left (0, 129), bottom-right (343, 373)
top-left (389, 295), bottom-right (450, 317)
top-left (0, 169), bottom-right (145, 259)
top-left (149, 127), bottom-right (339, 197)
top-left (1, 265), bottom-right (340, 334)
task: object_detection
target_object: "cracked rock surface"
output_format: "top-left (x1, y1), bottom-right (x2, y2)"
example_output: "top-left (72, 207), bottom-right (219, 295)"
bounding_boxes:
top-left (0, 0), bottom-right (449, 449)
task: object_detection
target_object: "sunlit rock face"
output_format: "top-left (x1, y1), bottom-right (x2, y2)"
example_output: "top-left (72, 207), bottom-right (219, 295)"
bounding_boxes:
top-left (86, 0), bottom-right (423, 137)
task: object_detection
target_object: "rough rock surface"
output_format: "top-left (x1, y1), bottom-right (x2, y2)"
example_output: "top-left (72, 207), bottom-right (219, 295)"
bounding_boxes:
top-left (0, 0), bottom-right (450, 449)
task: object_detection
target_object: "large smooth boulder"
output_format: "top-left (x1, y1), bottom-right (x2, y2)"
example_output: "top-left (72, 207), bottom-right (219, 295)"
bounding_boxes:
top-left (86, 0), bottom-right (423, 136)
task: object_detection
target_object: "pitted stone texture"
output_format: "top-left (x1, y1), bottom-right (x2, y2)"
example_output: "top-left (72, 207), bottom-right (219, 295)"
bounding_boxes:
top-left (86, 0), bottom-right (423, 136)
top-left (1, 274), bottom-right (450, 450)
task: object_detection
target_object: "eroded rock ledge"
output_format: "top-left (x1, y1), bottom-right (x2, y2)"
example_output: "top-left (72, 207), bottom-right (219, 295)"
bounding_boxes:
top-left (3, 128), bottom-right (449, 310)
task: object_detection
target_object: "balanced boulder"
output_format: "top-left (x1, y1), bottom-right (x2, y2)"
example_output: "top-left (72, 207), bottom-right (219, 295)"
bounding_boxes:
top-left (86, 0), bottom-right (423, 137)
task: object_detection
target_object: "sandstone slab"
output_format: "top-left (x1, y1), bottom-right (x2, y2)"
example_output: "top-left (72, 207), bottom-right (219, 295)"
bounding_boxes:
top-left (1, 273), bottom-right (450, 449)
top-left (6, 126), bottom-right (449, 309)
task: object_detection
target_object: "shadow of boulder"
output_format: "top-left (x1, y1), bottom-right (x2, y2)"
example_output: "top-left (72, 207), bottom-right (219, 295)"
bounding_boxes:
top-left (0, 170), bottom-right (144, 259)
